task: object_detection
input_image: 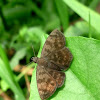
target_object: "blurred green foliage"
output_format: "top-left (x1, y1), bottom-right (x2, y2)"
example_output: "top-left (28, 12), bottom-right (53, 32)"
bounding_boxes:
top-left (0, 0), bottom-right (100, 100)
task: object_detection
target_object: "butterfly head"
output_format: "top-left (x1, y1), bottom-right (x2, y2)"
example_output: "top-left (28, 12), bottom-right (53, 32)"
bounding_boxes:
top-left (31, 57), bottom-right (38, 63)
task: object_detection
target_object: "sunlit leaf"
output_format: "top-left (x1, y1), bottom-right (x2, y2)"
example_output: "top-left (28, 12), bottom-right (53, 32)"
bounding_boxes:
top-left (30, 36), bottom-right (100, 100)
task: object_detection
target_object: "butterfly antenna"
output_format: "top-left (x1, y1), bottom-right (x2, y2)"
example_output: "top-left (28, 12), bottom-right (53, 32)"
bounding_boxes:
top-left (31, 44), bottom-right (36, 57)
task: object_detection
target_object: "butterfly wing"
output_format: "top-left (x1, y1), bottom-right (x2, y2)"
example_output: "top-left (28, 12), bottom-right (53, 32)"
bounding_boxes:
top-left (36, 29), bottom-right (73, 99)
top-left (46, 68), bottom-right (65, 88)
top-left (41, 29), bottom-right (73, 70)
top-left (36, 65), bottom-right (57, 100)
top-left (47, 47), bottom-right (73, 70)
top-left (41, 29), bottom-right (66, 58)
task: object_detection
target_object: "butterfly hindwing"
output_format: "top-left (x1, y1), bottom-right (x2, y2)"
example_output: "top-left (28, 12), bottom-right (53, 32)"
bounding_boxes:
top-left (41, 29), bottom-right (66, 58)
top-left (36, 65), bottom-right (57, 100)
top-left (46, 68), bottom-right (65, 88)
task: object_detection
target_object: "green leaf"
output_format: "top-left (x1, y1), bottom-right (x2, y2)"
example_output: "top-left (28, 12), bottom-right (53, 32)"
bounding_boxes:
top-left (29, 67), bottom-right (40, 100)
top-left (3, 5), bottom-right (31, 21)
top-left (0, 45), bottom-right (25, 100)
top-left (41, 0), bottom-right (56, 22)
top-left (30, 36), bottom-right (100, 100)
top-left (65, 21), bottom-right (100, 40)
top-left (63, 0), bottom-right (100, 33)
top-left (0, 17), bottom-right (5, 34)
top-left (30, 32), bottom-right (48, 100)
top-left (55, 0), bottom-right (69, 31)
top-left (27, 1), bottom-right (46, 20)
top-left (44, 16), bottom-right (60, 31)
top-left (66, 37), bottom-right (100, 100)
top-left (0, 80), bottom-right (9, 91)
top-left (89, 0), bottom-right (100, 10)
top-left (10, 47), bottom-right (27, 69)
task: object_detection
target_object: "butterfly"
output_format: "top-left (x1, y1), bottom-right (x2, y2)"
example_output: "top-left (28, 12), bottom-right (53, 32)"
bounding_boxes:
top-left (31, 29), bottom-right (73, 100)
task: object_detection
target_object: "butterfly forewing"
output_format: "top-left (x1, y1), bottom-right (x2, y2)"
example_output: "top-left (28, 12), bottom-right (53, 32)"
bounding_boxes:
top-left (41, 29), bottom-right (66, 58)
top-left (36, 65), bottom-right (57, 100)
top-left (47, 47), bottom-right (73, 70)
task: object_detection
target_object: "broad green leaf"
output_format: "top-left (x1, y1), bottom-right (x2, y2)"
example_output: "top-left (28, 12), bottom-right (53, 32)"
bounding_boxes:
top-left (63, 0), bottom-right (100, 33)
top-left (30, 36), bottom-right (100, 100)
top-left (66, 37), bottom-right (100, 100)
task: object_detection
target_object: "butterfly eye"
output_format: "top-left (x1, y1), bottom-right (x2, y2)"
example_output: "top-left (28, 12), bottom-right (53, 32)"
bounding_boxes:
top-left (31, 57), bottom-right (38, 63)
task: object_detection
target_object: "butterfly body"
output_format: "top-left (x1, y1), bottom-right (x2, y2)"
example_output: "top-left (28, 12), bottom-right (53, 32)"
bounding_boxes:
top-left (32, 29), bottom-right (73, 100)
top-left (32, 57), bottom-right (48, 66)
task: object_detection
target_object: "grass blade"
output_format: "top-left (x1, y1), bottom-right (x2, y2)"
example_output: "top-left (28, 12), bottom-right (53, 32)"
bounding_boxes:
top-left (0, 45), bottom-right (25, 100)
top-left (63, 0), bottom-right (100, 33)
top-left (55, 0), bottom-right (69, 31)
